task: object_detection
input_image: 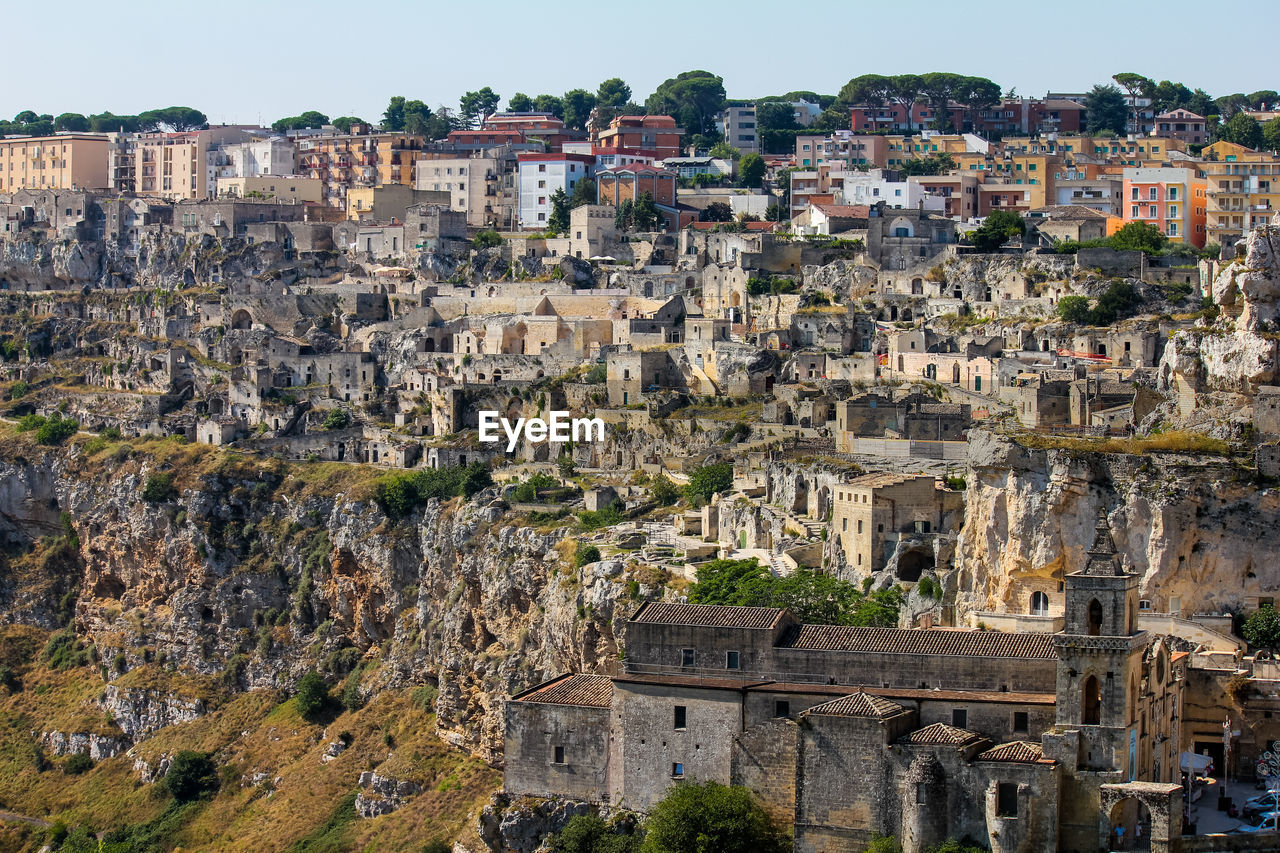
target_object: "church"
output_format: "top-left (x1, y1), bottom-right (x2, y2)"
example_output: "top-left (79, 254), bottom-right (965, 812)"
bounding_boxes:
top-left (504, 510), bottom-right (1189, 852)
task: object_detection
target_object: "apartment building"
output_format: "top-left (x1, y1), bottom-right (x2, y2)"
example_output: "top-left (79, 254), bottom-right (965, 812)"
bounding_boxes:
top-left (1199, 141), bottom-right (1280, 247)
top-left (1152, 109), bottom-right (1208, 145)
top-left (795, 132), bottom-right (888, 169)
top-left (595, 116), bottom-right (683, 160)
top-left (297, 131), bottom-right (427, 208)
top-left (911, 174), bottom-right (980, 219)
top-left (215, 176), bottom-right (322, 203)
top-left (839, 169), bottom-right (944, 211)
top-left (1120, 166), bottom-right (1207, 247)
top-left (718, 106), bottom-right (759, 155)
top-left (111, 127), bottom-right (255, 199)
top-left (219, 135), bottom-right (297, 177)
top-left (516, 152), bottom-right (594, 229)
top-left (0, 133), bottom-right (109, 192)
top-left (415, 149), bottom-right (518, 228)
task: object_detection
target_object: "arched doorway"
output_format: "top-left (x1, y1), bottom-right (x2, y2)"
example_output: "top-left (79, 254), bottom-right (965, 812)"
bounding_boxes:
top-left (952, 363), bottom-right (961, 384)
top-left (1083, 675), bottom-right (1101, 725)
top-left (230, 309), bottom-right (252, 330)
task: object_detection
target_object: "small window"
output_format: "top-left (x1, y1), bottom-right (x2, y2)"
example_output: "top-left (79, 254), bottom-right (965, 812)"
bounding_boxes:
top-left (674, 705), bottom-right (687, 730)
top-left (952, 709), bottom-right (968, 728)
top-left (916, 782), bottom-right (928, 804)
top-left (553, 746), bottom-right (565, 764)
top-left (1013, 712), bottom-right (1028, 733)
top-left (775, 700), bottom-right (791, 718)
top-left (681, 648), bottom-right (695, 667)
top-left (672, 762), bottom-right (684, 778)
top-left (726, 651), bottom-right (740, 670)
top-left (997, 782), bottom-right (1018, 817)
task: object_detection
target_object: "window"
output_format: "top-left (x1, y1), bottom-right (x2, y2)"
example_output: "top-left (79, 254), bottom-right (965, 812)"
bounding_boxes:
top-left (1013, 711), bottom-right (1028, 733)
top-left (538, 164), bottom-right (546, 172)
top-left (726, 651), bottom-right (740, 670)
top-left (553, 745), bottom-right (565, 764)
top-left (774, 700), bottom-right (790, 718)
top-left (681, 648), bottom-right (695, 667)
top-left (916, 782), bottom-right (928, 804)
top-left (674, 705), bottom-right (687, 729)
top-left (996, 782), bottom-right (1018, 817)
top-left (672, 762), bottom-right (684, 778)
top-left (952, 709), bottom-right (968, 728)
top-left (1148, 205), bottom-right (1157, 218)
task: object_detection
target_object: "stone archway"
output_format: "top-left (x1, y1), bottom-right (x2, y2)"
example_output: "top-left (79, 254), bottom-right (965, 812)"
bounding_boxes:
top-left (230, 308), bottom-right (252, 330)
top-left (1099, 783), bottom-right (1181, 853)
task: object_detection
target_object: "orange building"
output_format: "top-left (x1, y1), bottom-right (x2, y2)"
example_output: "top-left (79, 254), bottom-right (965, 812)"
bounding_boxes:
top-left (595, 116), bottom-right (683, 160)
top-left (1120, 167), bottom-right (1207, 247)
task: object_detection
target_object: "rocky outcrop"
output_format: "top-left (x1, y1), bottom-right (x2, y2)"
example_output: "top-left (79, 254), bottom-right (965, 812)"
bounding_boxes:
top-left (954, 430), bottom-right (1277, 621)
top-left (99, 686), bottom-right (207, 741)
top-left (40, 730), bottom-right (131, 760)
top-left (355, 771), bottom-right (423, 818)
top-left (477, 794), bottom-right (596, 853)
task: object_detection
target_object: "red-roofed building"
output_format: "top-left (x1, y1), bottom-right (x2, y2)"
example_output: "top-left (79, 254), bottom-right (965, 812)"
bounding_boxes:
top-left (595, 115), bottom-right (684, 160)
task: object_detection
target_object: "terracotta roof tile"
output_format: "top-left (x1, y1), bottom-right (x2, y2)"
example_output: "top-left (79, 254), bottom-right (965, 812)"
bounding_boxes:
top-left (976, 741), bottom-right (1050, 763)
top-left (516, 674), bottom-right (612, 708)
top-left (899, 722), bottom-right (986, 746)
top-left (629, 602), bottom-right (786, 629)
top-left (803, 690), bottom-right (905, 719)
top-left (780, 626), bottom-right (1056, 659)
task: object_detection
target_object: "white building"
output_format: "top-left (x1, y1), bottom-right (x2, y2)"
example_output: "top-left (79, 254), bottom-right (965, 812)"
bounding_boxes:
top-left (839, 169), bottom-right (945, 211)
top-left (718, 106), bottom-right (759, 155)
top-left (220, 136), bottom-right (298, 178)
top-left (516, 153), bottom-right (594, 230)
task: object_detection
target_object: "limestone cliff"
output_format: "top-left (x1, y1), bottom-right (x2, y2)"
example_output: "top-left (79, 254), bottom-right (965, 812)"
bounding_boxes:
top-left (954, 430), bottom-right (1274, 621)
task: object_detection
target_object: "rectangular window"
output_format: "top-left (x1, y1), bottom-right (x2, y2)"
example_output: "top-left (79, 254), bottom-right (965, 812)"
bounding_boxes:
top-left (672, 762), bottom-right (684, 778)
top-left (553, 745), bottom-right (565, 764)
top-left (997, 782), bottom-right (1019, 817)
top-left (726, 651), bottom-right (740, 670)
top-left (775, 700), bottom-right (790, 718)
top-left (681, 648), bottom-right (695, 667)
top-left (952, 709), bottom-right (968, 728)
top-left (674, 706), bottom-right (687, 729)
top-left (916, 782), bottom-right (928, 804)
top-left (1013, 711), bottom-right (1028, 733)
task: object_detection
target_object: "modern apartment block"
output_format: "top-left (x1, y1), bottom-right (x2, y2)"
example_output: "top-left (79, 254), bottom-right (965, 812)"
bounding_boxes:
top-left (1200, 141), bottom-right (1280, 247)
top-left (0, 133), bottom-right (110, 192)
top-left (297, 131), bottom-right (428, 208)
top-left (110, 127), bottom-right (255, 199)
top-left (718, 105), bottom-right (759, 155)
top-left (516, 152), bottom-right (594, 229)
top-left (414, 148), bottom-right (519, 229)
top-left (1121, 166), bottom-right (1208, 247)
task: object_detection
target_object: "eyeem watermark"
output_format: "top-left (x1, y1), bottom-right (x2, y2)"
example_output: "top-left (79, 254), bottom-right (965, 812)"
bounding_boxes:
top-left (479, 411), bottom-right (605, 452)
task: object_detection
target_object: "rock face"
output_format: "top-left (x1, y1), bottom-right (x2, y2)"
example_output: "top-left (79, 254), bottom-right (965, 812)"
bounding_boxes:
top-left (0, 448), bottom-right (638, 765)
top-left (954, 430), bottom-right (1280, 621)
top-left (355, 771), bottom-right (423, 818)
top-left (477, 793), bottom-right (597, 853)
top-left (40, 731), bottom-right (131, 760)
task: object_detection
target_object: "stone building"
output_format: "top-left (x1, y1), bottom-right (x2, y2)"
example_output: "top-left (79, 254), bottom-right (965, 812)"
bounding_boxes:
top-left (506, 511), bottom-right (1189, 853)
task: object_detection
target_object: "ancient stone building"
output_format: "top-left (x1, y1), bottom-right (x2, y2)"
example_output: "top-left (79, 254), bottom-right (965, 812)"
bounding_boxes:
top-left (505, 510), bottom-right (1189, 852)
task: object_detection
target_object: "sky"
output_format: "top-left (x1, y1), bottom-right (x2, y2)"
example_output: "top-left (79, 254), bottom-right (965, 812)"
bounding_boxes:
top-left (4, 0), bottom-right (1276, 127)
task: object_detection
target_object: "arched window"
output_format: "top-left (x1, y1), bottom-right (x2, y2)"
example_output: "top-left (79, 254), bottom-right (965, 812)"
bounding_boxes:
top-left (1030, 591), bottom-right (1049, 616)
top-left (1088, 599), bottom-right (1103, 636)
top-left (1083, 675), bottom-right (1101, 725)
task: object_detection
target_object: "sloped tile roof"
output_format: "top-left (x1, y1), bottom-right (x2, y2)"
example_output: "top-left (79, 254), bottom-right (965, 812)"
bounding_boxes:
top-left (780, 626), bottom-right (1056, 659)
top-left (899, 722), bottom-right (986, 746)
top-left (629, 602), bottom-right (785, 629)
top-left (803, 690), bottom-right (905, 719)
top-left (515, 674), bottom-right (612, 708)
top-left (976, 741), bottom-right (1050, 764)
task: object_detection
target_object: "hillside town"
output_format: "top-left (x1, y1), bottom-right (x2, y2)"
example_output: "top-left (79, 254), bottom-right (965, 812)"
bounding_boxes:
top-left (2, 67), bottom-right (1280, 853)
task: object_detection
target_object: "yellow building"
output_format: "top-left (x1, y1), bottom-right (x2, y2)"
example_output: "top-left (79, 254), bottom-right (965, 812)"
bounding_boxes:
top-left (0, 134), bottom-right (109, 192)
top-left (1199, 141), bottom-right (1280, 247)
top-left (216, 175), bottom-right (323, 203)
top-left (298, 132), bottom-right (427, 208)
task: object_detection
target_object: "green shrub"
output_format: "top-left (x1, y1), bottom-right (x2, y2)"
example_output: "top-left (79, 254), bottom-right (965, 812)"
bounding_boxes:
top-left (63, 753), bottom-right (94, 775)
top-left (684, 462), bottom-right (733, 503)
top-left (650, 474), bottom-right (679, 506)
top-left (579, 505), bottom-right (624, 530)
top-left (576, 544), bottom-right (602, 567)
top-left (584, 363), bottom-right (607, 384)
top-left (321, 408), bottom-right (351, 430)
top-left (411, 684), bottom-right (439, 713)
top-left (35, 414), bottom-right (79, 446)
top-left (162, 751), bottom-right (219, 802)
top-left (42, 630), bottom-right (90, 670)
top-left (375, 462), bottom-right (493, 519)
top-left (1055, 295), bottom-right (1090, 323)
top-left (9, 380), bottom-right (30, 399)
top-left (142, 472), bottom-right (177, 503)
top-left (295, 670), bottom-right (329, 721)
top-left (641, 781), bottom-right (788, 853)
top-left (473, 229), bottom-right (504, 250)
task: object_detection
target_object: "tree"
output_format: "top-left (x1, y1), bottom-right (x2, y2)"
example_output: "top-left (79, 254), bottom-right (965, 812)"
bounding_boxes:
top-left (684, 462), bottom-right (733, 503)
top-left (756, 101), bottom-right (799, 133)
top-left (1215, 93), bottom-right (1249, 119)
top-left (575, 545), bottom-right (602, 568)
top-left (708, 141), bottom-right (741, 161)
top-left (701, 202), bottom-right (734, 223)
top-left (562, 89), bottom-right (598, 131)
top-left (508, 92), bottom-right (534, 113)
top-left (954, 76), bottom-right (1003, 134)
top-left (1110, 220), bottom-right (1167, 254)
top-left (838, 74), bottom-right (895, 112)
top-left (271, 111), bottom-right (329, 133)
top-left (1248, 90), bottom-right (1280, 110)
top-left (459, 87), bottom-right (500, 129)
top-left (614, 199), bottom-right (634, 232)
top-left (1086, 84), bottom-right (1128, 135)
top-left (534, 94), bottom-right (565, 119)
top-left (331, 116), bottom-right (364, 133)
top-left (1056, 295), bottom-right (1091, 323)
top-left (646, 70), bottom-right (727, 137)
top-left (163, 751), bottom-right (219, 802)
top-left (896, 153), bottom-right (955, 177)
top-left (1244, 605), bottom-right (1280, 651)
top-left (54, 112), bottom-right (89, 132)
top-left (1087, 280), bottom-right (1142, 325)
top-left (570, 178), bottom-right (597, 209)
top-left (382, 96), bottom-right (407, 132)
top-left (640, 781), bottom-right (789, 853)
top-left (1219, 112), bottom-right (1264, 150)
top-left (1188, 88), bottom-right (1216, 117)
top-left (138, 106), bottom-right (206, 132)
top-left (594, 77), bottom-right (633, 128)
top-left (556, 814), bottom-right (640, 853)
top-left (321, 408), bottom-right (350, 430)
top-left (888, 74), bottom-right (924, 131)
top-left (1112, 73), bottom-right (1154, 133)
top-left (738, 153), bottom-right (766, 188)
top-left (295, 670), bottom-right (329, 721)
top-left (970, 210), bottom-right (1025, 252)
top-left (919, 72), bottom-right (964, 131)
top-left (1150, 80), bottom-right (1196, 113)
top-left (1264, 118), bottom-right (1280, 152)
top-left (547, 188), bottom-right (571, 234)
top-left (650, 474), bottom-right (679, 506)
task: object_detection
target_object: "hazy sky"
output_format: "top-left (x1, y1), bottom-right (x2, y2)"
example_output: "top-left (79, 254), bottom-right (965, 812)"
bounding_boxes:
top-left (6, 0), bottom-right (1276, 126)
